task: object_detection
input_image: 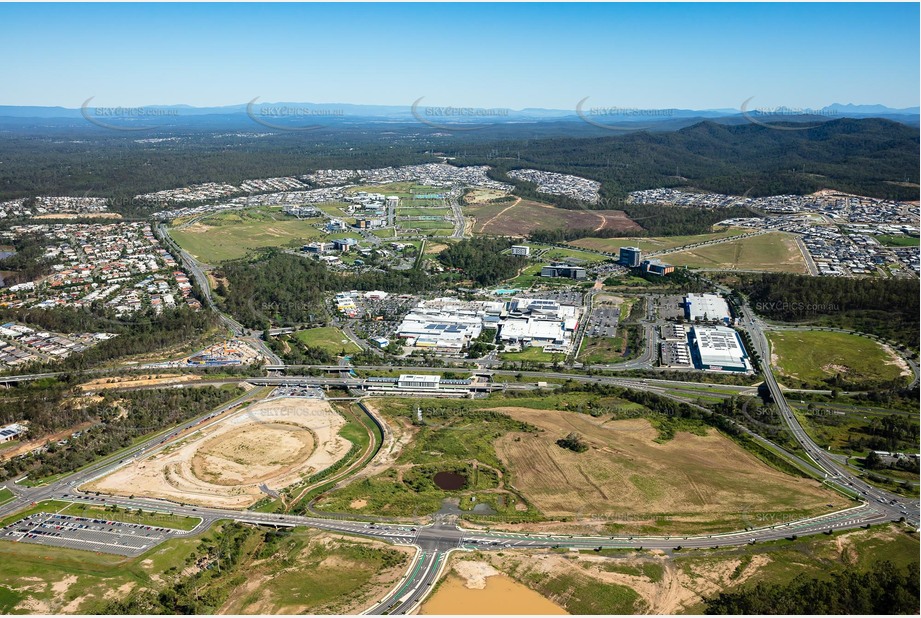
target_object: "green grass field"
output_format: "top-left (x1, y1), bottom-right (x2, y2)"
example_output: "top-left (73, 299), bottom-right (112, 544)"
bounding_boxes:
top-left (578, 336), bottom-right (628, 364)
top-left (874, 234), bottom-right (920, 247)
top-left (57, 502), bottom-right (202, 531)
top-left (397, 207), bottom-right (452, 217)
top-left (293, 327), bottom-right (361, 356)
top-left (529, 244), bottom-right (610, 264)
top-left (170, 207), bottom-right (323, 263)
top-left (500, 347), bottom-right (565, 362)
top-left (665, 232), bottom-right (808, 273)
top-left (397, 220), bottom-right (453, 232)
top-left (0, 487), bottom-right (12, 506)
top-left (769, 330), bottom-right (908, 388)
top-left (570, 228), bottom-right (749, 253)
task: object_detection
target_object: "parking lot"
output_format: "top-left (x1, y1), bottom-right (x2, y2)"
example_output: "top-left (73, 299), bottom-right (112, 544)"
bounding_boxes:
top-left (269, 386), bottom-right (325, 399)
top-left (1, 511), bottom-right (188, 557)
top-left (585, 307), bottom-right (619, 337)
top-left (529, 290), bottom-right (584, 306)
top-left (658, 295), bottom-right (687, 321)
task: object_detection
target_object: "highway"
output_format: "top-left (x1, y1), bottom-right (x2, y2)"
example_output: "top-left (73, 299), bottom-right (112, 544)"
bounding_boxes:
top-left (154, 222), bottom-right (282, 365)
top-left (0, 272), bottom-right (917, 613)
top-left (731, 292), bottom-right (919, 527)
top-left (1, 366), bottom-right (915, 614)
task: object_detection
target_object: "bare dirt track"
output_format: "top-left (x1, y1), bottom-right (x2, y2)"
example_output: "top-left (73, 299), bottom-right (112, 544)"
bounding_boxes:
top-left (86, 398), bottom-right (350, 508)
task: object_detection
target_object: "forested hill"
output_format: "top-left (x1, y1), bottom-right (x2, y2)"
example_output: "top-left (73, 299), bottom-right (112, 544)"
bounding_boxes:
top-left (456, 118), bottom-right (920, 202)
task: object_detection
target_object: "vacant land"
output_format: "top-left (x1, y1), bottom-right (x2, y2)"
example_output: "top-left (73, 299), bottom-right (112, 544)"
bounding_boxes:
top-left (874, 234), bottom-right (920, 247)
top-left (491, 408), bottom-right (847, 533)
top-left (769, 330), bottom-right (910, 389)
top-left (535, 245), bottom-right (610, 264)
top-left (170, 208), bottom-right (323, 263)
top-left (571, 228), bottom-right (748, 253)
top-left (0, 522), bottom-right (410, 614)
top-left (78, 373), bottom-right (203, 392)
top-left (432, 524), bottom-right (917, 615)
top-left (397, 207), bottom-right (452, 217)
top-left (468, 199), bottom-right (640, 237)
top-left (578, 336), bottom-right (628, 364)
top-left (294, 327), bottom-right (361, 356)
top-left (499, 347), bottom-right (563, 362)
top-left (313, 400), bottom-right (536, 519)
top-left (217, 528), bottom-right (413, 614)
top-left (314, 394), bottom-right (846, 531)
top-left (664, 232), bottom-right (808, 273)
top-left (87, 398), bottom-right (350, 508)
top-left (464, 188), bottom-right (512, 205)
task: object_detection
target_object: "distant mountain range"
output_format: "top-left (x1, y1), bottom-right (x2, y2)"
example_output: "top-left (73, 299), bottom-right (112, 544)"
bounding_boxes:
top-left (0, 101), bottom-right (915, 139)
top-left (0, 101), bottom-right (916, 122)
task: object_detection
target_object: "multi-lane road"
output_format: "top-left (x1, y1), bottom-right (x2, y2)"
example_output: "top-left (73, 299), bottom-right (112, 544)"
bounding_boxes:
top-left (0, 266), bottom-right (917, 613)
top-left (1, 363), bottom-right (916, 614)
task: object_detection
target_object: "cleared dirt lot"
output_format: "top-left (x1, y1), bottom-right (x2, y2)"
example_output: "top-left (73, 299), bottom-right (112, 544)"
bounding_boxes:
top-left (491, 407), bottom-right (847, 531)
top-left (86, 398), bottom-right (350, 508)
top-left (468, 199), bottom-right (641, 237)
top-left (78, 374), bottom-right (202, 391)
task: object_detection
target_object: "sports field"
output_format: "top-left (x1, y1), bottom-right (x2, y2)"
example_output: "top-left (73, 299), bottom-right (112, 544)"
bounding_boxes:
top-left (169, 208), bottom-right (323, 263)
top-left (874, 234), bottom-right (920, 247)
top-left (768, 330), bottom-right (911, 388)
top-left (664, 232), bottom-right (808, 273)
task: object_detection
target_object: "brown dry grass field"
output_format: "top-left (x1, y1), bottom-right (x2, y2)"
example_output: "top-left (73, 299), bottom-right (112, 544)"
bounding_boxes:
top-left (467, 199), bottom-right (641, 237)
top-left (85, 398), bottom-right (350, 508)
top-left (490, 407), bottom-right (848, 532)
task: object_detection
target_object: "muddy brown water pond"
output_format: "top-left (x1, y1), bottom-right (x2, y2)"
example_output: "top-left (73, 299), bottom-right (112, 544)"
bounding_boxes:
top-left (433, 471), bottom-right (467, 490)
top-left (421, 574), bottom-right (568, 614)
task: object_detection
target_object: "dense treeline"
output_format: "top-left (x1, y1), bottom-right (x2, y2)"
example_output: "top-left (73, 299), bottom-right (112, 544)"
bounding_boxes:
top-left (0, 127), bottom-right (437, 201)
top-left (461, 119), bottom-right (920, 204)
top-left (218, 250), bottom-right (433, 329)
top-left (267, 333), bottom-right (336, 365)
top-left (0, 379), bottom-right (74, 434)
top-left (0, 233), bottom-right (54, 286)
top-left (733, 273), bottom-right (920, 349)
top-left (0, 385), bottom-right (243, 481)
top-left (437, 237), bottom-right (526, 286)
top-left (704, 560), bottom-right (919, 614)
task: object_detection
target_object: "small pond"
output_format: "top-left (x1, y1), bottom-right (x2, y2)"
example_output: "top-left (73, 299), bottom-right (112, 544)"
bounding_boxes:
top-left (433, 471), bottom-right (467, 490)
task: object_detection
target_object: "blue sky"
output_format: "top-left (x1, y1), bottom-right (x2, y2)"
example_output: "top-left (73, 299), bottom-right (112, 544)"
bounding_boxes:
top-left (1, 3), bottom-right (918, 109)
